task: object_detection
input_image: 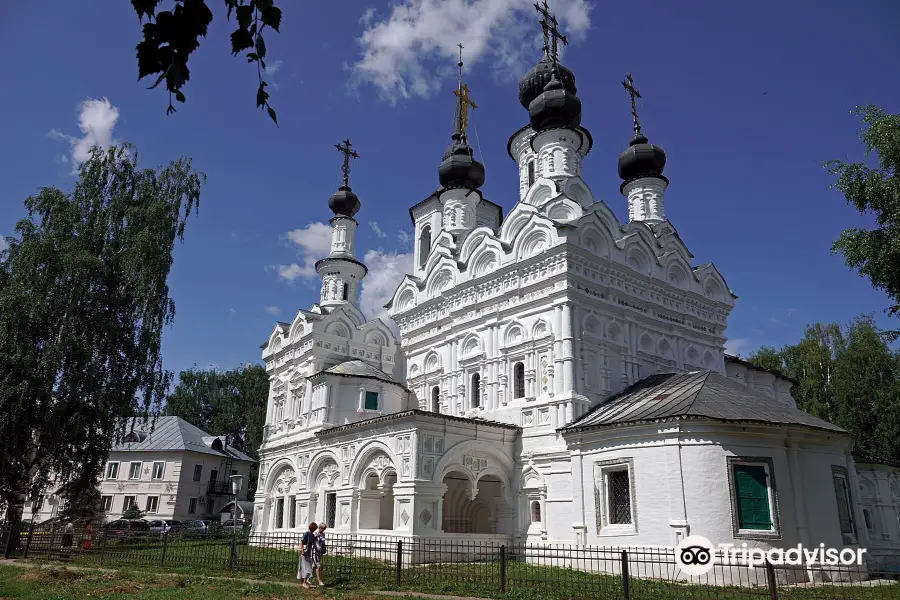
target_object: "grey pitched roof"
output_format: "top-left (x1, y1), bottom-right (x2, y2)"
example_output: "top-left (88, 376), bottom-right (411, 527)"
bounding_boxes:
top-left (115, 416), bottom-right (255, 462)
top-left (563, 371), bottom-right (845, 434)
top-left (310, 359), bottom-right (407, 390)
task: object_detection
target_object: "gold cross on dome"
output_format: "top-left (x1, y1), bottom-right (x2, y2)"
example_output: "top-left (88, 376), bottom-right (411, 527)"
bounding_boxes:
top-left (334, 139), bottom-right (359, 187)
top-left (454, 83), bottom-right (477, 136)
top-left (622, 73), bottom-right (643, 135)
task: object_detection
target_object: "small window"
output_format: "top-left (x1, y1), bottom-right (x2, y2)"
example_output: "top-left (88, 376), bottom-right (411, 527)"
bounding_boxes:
top-left (527, 159), bottom-right (535, 187)
top-left (193, 465), bottom-right (202, 482)
top-left (152, 462), bottom-right (164, 480)
top-left (513, 362), bottom-right (525, 399)
top-left (364, 391), bottom-right (379, 411)
top-left (833, 470), bottom-right (856, 538)
top-left (188, 498), bottom-right (197, 514)
top-left (128, 462), bottom-right (142, 480)
top-left (531, 500), bottom-right (541, 523)
top-left (105, 462), bottom-right (119, 480)
top-left (607, 469), bottom-right (632, 525)
top-left (419, 226), bottom-right (432, 269)
top-left (123, 496), bottom-right (136, 511)
top-left (471, 373), bottom-right (481, 408)
top-left (342, 283), bottom-right (349, 300)
top-left (289, 495), bottom-right (297, 528)
top-left (276, 498), bottom-right (285, 529)
top-left (101, 496), bottom-right (113, 512)
top-left (146, 496), bottom-right (159, 514)
top-left (431, 386), bottom-right (440, 413)
top-left (326, 492), bottom-right (337, 527)
top-left (733, 464), bottom-right (773, 530)
top-left (863, 508), bottom-right (874, 533)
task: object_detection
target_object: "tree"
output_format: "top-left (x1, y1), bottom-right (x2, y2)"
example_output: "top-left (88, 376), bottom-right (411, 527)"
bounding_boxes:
top-left (0, 144), bottom-right (203, 522)
top-left (121, 504), bottom-right (146, 520)
top-left (132, 0), bottom-right (281, 124)
top-left (57, 487), bottom-right (105, 523)
top-left (748, 315), bottom-right (900, 463)
top-left (826, 105), bottom-right (900, 340)
top-left (164, 364), bottom-right (267, 497)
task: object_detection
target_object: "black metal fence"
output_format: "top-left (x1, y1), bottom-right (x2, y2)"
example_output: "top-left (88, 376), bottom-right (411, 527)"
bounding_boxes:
top-left (3, 521), bottom-right (900, 599)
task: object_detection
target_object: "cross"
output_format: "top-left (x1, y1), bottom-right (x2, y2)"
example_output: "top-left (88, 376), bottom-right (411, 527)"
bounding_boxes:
top-left (334, 139), bottom-right (359, 187)
top-left (454, 83), bottom-right (477, 136)
top-left (534, 0), bottom-right (568, 63)
top-left (622, 73), bottom-right (642, 135)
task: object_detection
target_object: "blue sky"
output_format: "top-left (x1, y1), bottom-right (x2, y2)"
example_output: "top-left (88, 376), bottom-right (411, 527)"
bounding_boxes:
top-left (0, 0), bottom-right (898, 376)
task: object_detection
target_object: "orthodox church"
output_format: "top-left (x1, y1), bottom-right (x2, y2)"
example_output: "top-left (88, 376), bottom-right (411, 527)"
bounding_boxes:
top-left (254, 3), bottom-right (885, 565)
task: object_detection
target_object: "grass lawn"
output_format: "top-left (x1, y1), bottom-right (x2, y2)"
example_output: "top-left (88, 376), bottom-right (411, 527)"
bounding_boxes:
top-left (9, 537), bottom-right (900, 600)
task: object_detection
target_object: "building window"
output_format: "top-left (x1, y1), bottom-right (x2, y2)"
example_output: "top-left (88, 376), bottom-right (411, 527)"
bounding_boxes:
top-left (513, 362), bottom-right (525, 399)
top-left (105, 462), bottom-right (119, 480)
top-left (471, 373), bottom-right (481, 408)
top-left (727, 457), bottom-right (779, 539)
top-left (527, 159), bottom-right (535, 187)
top-left (276, 498), bottom-right (285, 529)
top-left (188, 498), bottom-right (197, 514)
top-left (364, 391), bottom-right (379, 411)
top-left (193, 465), bottom-right (202, 482)
top-left (289, 496), bottom-right (297, 528)
top-left (431, 386), bottom-right (440, 413)
top-left (863, 509), bottom-right (874, 534)
top-left (210, 469), bottom-right (218, 484)
top-left (123, 496), bottom-right (136, 511)
top-left (419, 225), bottom-right (432, 268)
top-left (325, 492), bottom-right (337, 527)
top-left (146, 496), bottom-right (159, 514)
top-left (152, 462), bottom-right (164, 480)
top-left (100, 496), bottom-right (113, 512)
top-left (531, 501), bottom-right (541, 523)
top-left (128, 462), bottom-right (142, 480)
top-left (342, 283), bottom-right (348, 300)
top-left (607, 469), bottom-right (632, 525)
top-left (833, 466), bottom-right (857, 543)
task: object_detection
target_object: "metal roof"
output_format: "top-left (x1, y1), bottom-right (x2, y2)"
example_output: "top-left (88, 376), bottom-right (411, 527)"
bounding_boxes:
top-left (310, 359), bottom-right (406, 389)
top-left (115, 416), bottom-right (255, 462)
top-left (563, 371), bottom-right (845, 434)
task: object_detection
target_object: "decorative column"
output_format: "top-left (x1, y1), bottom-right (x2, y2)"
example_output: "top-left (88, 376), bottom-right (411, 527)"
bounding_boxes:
top-left (663, 429), bottom-right (689, 545)
top-left (553, 305), bottom-right (564, 395)
top-left (785, 440), bottom-right (810, 547)
top-left (561, 303), bottom-right (575, 393)
top-left (570, 448), bottom-right (587, 545)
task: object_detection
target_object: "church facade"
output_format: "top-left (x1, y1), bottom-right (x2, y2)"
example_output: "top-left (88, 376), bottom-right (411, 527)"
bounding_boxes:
top-left (253, 6), bottom-right (886, 567)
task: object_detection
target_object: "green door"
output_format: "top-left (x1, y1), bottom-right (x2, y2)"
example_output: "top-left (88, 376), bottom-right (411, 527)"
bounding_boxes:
top-left (733, 464), bottom-right (772, 530)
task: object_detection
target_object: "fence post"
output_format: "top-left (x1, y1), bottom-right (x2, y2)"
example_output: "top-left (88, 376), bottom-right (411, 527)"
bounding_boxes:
top-left (620, 550), bottom-right (630, 600)
top-left (395, 540), bottom-right (403, 587)
top-left (160, 528), bottom-right (168, 567)
top-left (229, 528), bottom-right (237, 570)
top-left (765, 559), bottom-right (778, 600)
top-left (99, 529), bottom-right (107, 566)
top-left (22, 522), bottom-right (35, 559)
top-left (499, 545), bottom-right (507, 593)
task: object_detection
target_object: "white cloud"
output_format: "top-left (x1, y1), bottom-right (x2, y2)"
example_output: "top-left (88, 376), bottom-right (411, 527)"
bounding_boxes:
top-left (352, 0), bottom-right (592, 102)
top-left (270, 222), bottom-right (333, 283)
top-left (229, 308), bottom-right (237, 320)
top-left (265, 59), bottom-right (283, 90)
top-left (49, 98), bottom-right (120, 172)
top-left (265, 305), bottom-right (281, 316)
top-left (359, 249), bottom-right (414, 336)
top-left (725, 338), bottom-right (752, 358)
top-left (397, 230), bottom-right (412, 245)
top-left (369, 222), bottom-right (387, 238)
top-left (0, 237), bottom-right (8, 252)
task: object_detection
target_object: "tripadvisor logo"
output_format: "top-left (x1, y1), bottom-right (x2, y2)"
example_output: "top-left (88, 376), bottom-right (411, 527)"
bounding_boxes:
top-left (675, 535), bottom-right (869, 576)
top-left (676, 535), bottom-right (715, 576)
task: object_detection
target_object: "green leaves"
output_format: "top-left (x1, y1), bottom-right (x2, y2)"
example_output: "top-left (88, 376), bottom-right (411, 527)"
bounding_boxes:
top-left (0, 144), bottom-right (203, 519)
top-left (133, 1), bottom-right (281, 125)
top-left (826, 105), bottom-right (900, 335)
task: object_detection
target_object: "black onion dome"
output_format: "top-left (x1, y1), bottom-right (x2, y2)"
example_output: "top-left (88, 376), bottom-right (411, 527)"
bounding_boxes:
top-left (438, 134), bottom-right (485, 189)
top-left (617, 132), bottom-right (667, 188)
top-left (328, 185), bottom-right (361, 217)
top-left (528, 73), bottom-right (582, 131)
top-left (518, 56), bottom-right (577, 110)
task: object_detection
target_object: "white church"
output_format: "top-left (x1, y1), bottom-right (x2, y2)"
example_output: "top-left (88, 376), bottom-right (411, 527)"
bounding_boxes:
top-left (253, 5), bottom-right (899, 567)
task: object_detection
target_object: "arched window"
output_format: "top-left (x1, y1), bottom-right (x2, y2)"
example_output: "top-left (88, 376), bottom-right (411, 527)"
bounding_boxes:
top-left (531, 500), bottom-right (541, 523)
top-left (342, 283), bottom-right (348, 301)
top-left (431, 386), bottom-right (440, 413)
top-left (471, 373), bottom-right (481, 408)
top-left (527, 159), bottom-right (536, 187)
top-left (419, 225), bottom-right (432, 268)
top-left (513, 362), bottom-right (525, 399)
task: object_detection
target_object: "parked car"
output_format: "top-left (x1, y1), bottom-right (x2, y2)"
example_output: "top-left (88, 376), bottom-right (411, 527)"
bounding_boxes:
top-left (147, 519), bottom-right (183, 535)
top-left (220, 519), bottom-right (251, 534)
top-left (102, 519), bottom-right (150, 538)
top-left (182, 519), bottom-right (222, 539)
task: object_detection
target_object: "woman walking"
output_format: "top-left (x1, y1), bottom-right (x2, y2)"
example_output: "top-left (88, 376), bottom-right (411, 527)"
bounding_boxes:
top-left (313, 523), bottom-right (328, 586)
top-left (297, 522), bottom-right (319, 588)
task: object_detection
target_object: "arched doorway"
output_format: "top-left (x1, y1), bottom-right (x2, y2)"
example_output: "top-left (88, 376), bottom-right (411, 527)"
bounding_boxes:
top-left (358, 470), bottom-right (397, 530)
top-left (441, 471), bottom-right (508, 534)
